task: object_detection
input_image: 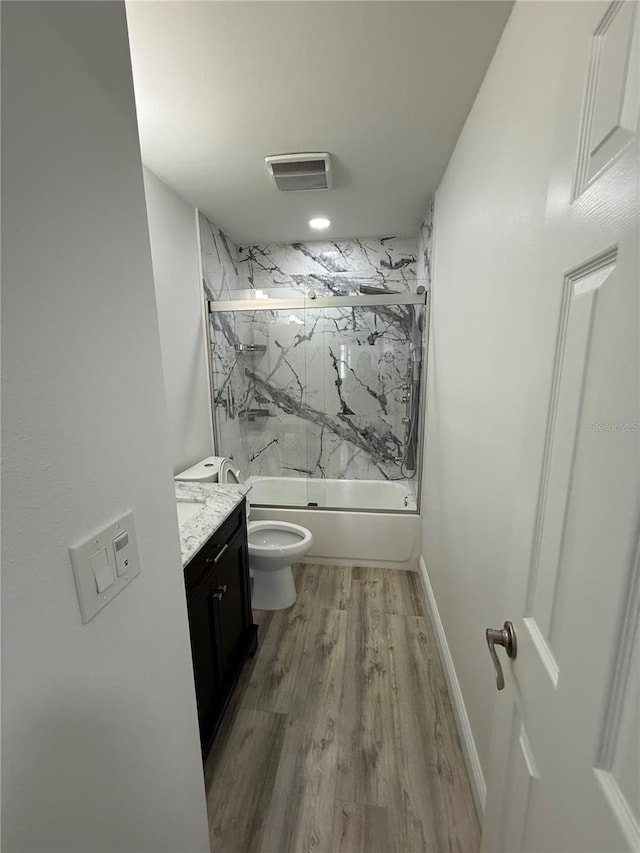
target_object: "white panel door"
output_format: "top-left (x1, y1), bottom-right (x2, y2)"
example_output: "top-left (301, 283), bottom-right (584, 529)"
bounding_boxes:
top-left (482, 2), bottom-right (639, 851)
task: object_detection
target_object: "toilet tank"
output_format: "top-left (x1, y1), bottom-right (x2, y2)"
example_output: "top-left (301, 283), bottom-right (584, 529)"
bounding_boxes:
top-left (174, 456), bottom-right (224, 483)
top-left (176, 456), bottom-right (250, 518)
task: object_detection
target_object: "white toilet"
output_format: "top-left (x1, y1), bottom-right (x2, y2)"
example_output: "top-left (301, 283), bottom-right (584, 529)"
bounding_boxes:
top-left (175, 457), bottom-right (313, 610)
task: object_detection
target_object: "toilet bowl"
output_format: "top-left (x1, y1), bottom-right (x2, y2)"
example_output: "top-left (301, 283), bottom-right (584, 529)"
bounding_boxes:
top-left (175, 456), bottom-right (313, 610)
top-left (247, 520), bottom-right (313, 610)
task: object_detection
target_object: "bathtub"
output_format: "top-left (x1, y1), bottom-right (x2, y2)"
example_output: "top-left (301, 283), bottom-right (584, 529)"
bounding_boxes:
top-left (247, 476), bottom-right (420, 569)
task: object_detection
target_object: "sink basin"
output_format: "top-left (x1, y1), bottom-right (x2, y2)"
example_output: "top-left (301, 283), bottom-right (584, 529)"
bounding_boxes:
top-left (176, 498), bottom-right (206, 527)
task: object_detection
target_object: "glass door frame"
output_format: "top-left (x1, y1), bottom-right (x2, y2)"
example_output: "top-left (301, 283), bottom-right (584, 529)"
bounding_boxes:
top-left (205, 289), bottom-right (430, 514)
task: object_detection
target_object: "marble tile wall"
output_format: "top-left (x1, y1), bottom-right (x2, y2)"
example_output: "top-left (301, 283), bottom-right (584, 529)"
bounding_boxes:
top-left (198, 213), bottom-right (421, 297)
top-left (209, 301), bottom-right (424, 482)
top-left (417, 197), bottom-right (434, 289)
top-left (198, 212), bottom-right (240, 299)
top-left (236, 235), bottom-right (418, 295)
top-left (200, 211), bottom-right (431, 487)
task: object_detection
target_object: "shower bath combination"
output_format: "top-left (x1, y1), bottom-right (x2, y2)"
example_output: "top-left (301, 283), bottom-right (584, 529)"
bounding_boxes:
top-left (207, 279), bottom-right (429, 516)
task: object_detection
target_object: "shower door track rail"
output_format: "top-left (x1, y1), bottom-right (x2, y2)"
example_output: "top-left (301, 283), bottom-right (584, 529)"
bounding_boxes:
top-left (208, 292), bottom-right (427, 313)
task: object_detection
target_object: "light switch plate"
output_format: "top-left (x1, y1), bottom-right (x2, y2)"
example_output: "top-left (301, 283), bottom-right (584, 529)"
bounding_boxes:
top-left (69, 510), bottom-right (141, 623)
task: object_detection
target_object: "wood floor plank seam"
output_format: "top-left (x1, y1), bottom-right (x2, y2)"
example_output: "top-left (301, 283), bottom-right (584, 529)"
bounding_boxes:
top-left (332, 800), bottom-right (393, 853)
top-left (258, 606), bottom-right (348, 853)
top-left (386, 612), bottom-right (480, 852)
top-left (241, 598), bottom-right (314, 714)
top-left (337, 579), bottom-right (395, 808)
top-left (205, 708), bottom-right (289, 853)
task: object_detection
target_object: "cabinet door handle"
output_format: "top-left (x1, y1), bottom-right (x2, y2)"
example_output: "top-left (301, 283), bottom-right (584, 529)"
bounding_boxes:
top-left (213, 543), bottom-right (228, 565)
top-left (205, 543), bottom-right (229, 566)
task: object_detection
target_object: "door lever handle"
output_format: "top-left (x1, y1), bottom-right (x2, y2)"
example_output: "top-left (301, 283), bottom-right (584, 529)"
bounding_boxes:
top-left (486, 621), bottom-right (517, 691)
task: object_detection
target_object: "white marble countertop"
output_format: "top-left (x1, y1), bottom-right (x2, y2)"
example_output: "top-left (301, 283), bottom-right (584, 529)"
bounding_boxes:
top-left (174, 481), bottom-right (250, 567)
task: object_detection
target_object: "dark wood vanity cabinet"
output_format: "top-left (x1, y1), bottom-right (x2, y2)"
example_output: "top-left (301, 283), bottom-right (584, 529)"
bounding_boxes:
top-left (184, 499), bottom-right (257, 755)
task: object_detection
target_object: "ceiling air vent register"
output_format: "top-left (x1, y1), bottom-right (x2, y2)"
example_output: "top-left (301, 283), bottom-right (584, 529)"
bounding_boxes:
top-left (265, 153), bottom-right (332, 191)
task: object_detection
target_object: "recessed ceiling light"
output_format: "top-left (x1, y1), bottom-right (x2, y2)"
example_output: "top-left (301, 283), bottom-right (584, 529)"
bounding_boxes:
top-left (309, 217), bottom-right (331, 230)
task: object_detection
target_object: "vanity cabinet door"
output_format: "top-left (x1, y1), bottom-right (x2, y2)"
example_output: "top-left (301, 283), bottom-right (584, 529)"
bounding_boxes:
top-left (184, 498), bottom-right (258, 755)
top-left (213, 525), bottom-right (251, 682)
top-left (186, 567), bottom-right (222, 744)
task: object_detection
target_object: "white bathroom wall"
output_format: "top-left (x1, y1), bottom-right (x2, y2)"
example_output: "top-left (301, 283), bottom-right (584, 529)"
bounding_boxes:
top-left (1, 4), bottom-right (210, 851)
top-left (143, 168), bottom-right (213, 474)
top-left (419, 0), bottom-right (568, 807)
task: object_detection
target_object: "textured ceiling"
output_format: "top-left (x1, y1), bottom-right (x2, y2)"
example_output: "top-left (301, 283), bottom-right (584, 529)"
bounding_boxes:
top-left (127, 1), bottom-right (513, 243)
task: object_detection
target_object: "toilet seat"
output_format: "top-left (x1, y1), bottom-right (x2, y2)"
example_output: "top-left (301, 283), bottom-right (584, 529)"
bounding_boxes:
top-left (247, 520), bottom-right (313, 609)
top-left (219, 458), bottom-right (244, 485)
top-left (247, 520), bottom-right (312, 558)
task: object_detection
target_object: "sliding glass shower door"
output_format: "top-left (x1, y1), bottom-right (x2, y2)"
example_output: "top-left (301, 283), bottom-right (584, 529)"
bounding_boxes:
top-left (207, 285), bottom-right (427, 511)
top-left (208, 303), bottom-right (309, 494)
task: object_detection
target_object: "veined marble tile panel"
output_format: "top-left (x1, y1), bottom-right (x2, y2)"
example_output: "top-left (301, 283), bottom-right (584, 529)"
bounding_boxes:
top-left (237, 236), bottom-right (418, 292)
top-left (417, 198), bottom-right (434, 289)
top-left (199, 212), bottom-right (240, 300)
top-left (210, 302), bottom-right (423, 481)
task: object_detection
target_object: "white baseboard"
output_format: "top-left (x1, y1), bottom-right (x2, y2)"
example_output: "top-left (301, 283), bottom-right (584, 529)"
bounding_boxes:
top-left (418, 555), bottom-right (487, 817)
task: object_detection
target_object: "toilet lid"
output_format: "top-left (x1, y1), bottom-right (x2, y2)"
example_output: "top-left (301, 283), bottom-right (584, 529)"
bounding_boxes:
top-left (219, 458), bottom-right (245, 484)
top-left (174, 455), bottom-right (223, 482)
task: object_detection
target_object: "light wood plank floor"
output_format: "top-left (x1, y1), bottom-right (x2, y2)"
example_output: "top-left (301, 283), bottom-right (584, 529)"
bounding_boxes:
top-left (204, 564), bottom-right (480, 853)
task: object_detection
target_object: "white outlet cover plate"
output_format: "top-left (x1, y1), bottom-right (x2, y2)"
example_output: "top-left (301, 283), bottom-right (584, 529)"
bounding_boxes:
top-left (69, 509), bottom-right (141, 623)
